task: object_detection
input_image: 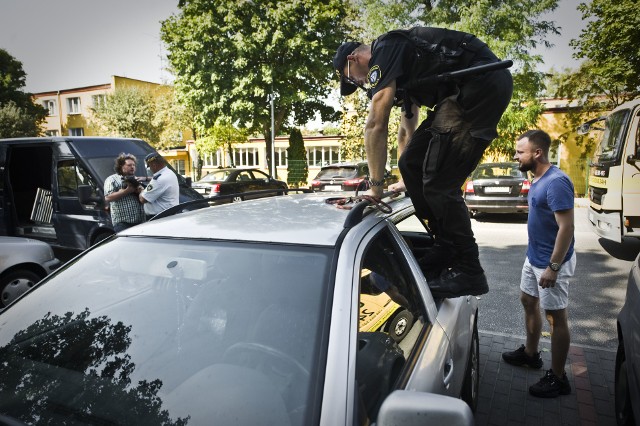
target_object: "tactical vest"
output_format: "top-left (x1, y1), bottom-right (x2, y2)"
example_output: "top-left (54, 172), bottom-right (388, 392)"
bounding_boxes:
top-left (372, 27), bottom-right (488, 115)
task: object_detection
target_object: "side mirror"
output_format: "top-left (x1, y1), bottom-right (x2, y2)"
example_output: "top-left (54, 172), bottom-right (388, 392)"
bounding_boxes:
top-left (185, 177), bottom-right (192, 187)
top-left (78, 185), bottom-right (104, 208)
top-left (376, 390), bottom-right (474, 426)
top-left (627, 155), bottom-right (638, 165)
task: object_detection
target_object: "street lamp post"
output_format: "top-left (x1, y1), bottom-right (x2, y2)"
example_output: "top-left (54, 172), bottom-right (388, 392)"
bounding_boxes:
top-left (270, 93), bottom-right (276, 177)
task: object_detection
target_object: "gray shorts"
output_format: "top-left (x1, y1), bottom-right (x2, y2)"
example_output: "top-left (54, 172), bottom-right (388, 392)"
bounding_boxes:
top-left (520, 252), bottom-right (576, 310)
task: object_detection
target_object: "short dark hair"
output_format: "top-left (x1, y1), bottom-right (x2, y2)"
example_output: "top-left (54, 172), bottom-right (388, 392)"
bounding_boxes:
top-left (518, 129), bottom-right (551, 153)
top-left (114, 153), bottom-right (137, 175)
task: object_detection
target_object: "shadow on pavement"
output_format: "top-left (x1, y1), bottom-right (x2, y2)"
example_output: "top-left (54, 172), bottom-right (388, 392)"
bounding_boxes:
top-left (599, 237), bottom-right (640, 261)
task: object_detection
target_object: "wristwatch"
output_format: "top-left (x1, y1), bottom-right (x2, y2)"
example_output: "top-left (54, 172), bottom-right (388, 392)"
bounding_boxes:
top-left (548, 262), bottom-right (561, 272)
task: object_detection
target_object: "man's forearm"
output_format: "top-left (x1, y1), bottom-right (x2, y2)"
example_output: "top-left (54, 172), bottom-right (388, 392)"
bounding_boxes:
top-left (550, 210), bottom-right (575, 264)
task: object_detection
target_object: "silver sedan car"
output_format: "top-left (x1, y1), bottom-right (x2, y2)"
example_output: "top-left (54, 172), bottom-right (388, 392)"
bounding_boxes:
top-left (0, 192), bottom-right (477, 425)
top-left (0, 236), bottom-right (60, 308)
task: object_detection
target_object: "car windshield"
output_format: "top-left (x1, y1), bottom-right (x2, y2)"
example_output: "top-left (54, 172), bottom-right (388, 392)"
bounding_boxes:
top-left (198, 170), bottom-right (232, 183)
top-left (592, 109), bottom-right (631, 163)
top-left (472, 164), bottom-right (524, 179)
top-left (0, 237), bottom-right (332, 426)
top-left (315, 166), bottom-right (358, 179)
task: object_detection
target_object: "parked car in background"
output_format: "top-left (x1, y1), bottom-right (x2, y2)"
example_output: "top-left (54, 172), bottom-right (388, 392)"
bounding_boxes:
top-left (0, 237), bottom-right (60, 308)
top-left (0, 192), bottom-right (476, 425)
top-left (310, 162), bottom-right (399, 192)
top-left (463, 162), bottom-right (530, 217)
top-left (191, 168), bottom-right (288, 202)
top-left (615, 251), bottom-right (640, 425)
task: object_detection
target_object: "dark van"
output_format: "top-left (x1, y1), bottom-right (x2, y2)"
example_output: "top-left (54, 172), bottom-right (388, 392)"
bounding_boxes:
top-left (0, 137), bottom-right (203, 250)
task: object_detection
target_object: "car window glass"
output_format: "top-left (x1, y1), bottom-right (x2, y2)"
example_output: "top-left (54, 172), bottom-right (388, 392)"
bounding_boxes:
top-left (237, 171), bottom-right (252, 181)
top-left (57, 160), bottom-right (98, 198)
top-left (315, 166), bottom-right (357, 179)
top-left (355, 227), bottom-right (427, 424)
top-left (251, 170), bottom-right (270, 181)
top-left (0, 238), bottom-right (332, 426)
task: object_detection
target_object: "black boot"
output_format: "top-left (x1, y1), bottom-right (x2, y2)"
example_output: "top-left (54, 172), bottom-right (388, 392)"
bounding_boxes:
top-left (427, 264), bottom-right (489, 299)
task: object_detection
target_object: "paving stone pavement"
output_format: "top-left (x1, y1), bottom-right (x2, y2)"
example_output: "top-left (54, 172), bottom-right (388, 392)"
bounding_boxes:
top-left (476, 331), bottom-right (617, 426)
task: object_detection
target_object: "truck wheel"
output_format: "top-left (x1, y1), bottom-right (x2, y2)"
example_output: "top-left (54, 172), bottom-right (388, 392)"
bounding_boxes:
top-left (1, 270), bottom-right (42, 307)
top-left (388, 309), bottom-right (413, 343)
top-left (461, 321), bottom-right (479, 412)
top-left (232, 196), bottom-right (244, 203)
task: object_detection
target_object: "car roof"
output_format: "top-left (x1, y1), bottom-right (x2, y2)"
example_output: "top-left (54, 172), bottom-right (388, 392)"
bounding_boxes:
top-left (121, 192), bottom-right (413, 247)
top-left (476, 162), bottom-right (519, 167)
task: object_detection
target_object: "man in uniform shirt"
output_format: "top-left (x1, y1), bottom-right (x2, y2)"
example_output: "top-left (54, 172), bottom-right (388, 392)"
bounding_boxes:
top-left (139, 153), bottom-right (179, 219)
top-left (333, 27), bottom-right (513, 298)
top-left (104, 153), bottom-right (145, 232)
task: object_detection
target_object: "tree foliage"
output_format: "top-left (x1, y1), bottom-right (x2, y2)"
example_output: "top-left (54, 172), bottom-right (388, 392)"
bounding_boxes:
top-left (0, 48), bottom-right (47, 138)
top-left (286, 127), bottom-right (308, 187)
top-left (161, 0), bottom-right (349, 173)
top-left (549, 0), bottom-right (640, 156)
top-left (90, 87), bottom-right (163, 144)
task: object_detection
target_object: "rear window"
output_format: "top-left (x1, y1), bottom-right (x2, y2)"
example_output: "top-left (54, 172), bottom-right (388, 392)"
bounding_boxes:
top-left (472, 164), bottom-right (524, 179)
top-left (315, 166), bottom-right (358, 179)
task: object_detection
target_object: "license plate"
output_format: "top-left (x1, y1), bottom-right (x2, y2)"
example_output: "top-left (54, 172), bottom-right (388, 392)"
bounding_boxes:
top-left (484, 186), bottom-right (510, 194)
top-left (323, 185), bottom-right (342, 191)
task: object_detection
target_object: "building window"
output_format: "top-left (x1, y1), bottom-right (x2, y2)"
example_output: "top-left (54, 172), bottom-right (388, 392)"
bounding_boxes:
top-left (69, 128), bottom-right (84, 136)
top-left (274, 147), bottom-right (288, 167)
top-left (205, 149), bottom-right (223, 167)
top-left (306, 145), bottom-right (341, 167)
top-left (45, 130), bottom-right (59, 137)
top-left (67, 97), bottom-right (81, 114)
top-left (232, 147), bottom-right (259, 167)
top-left (42, 100), bottom-right (57, 116)
top-left (92, 94), bottom-right (106, 108)
top-left (172, 160), bottom-right (186, 176)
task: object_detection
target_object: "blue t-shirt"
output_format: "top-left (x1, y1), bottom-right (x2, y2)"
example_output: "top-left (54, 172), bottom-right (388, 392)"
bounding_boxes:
top-left (527, 165), bottom-right (575, 268)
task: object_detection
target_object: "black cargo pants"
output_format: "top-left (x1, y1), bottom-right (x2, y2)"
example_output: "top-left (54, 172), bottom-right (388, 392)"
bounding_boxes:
top-left (399, 67), bottom-right (512, 273)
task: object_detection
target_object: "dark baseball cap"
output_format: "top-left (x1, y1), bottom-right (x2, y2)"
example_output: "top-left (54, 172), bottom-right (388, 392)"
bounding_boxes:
top-left (333, 42), bottom-right (361, 96)
top-left (145, 152), bottom-right (161, 163)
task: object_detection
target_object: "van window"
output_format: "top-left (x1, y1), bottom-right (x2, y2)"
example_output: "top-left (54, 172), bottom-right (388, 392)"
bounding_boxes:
top-left (57, 160), bottom-right (99, 198)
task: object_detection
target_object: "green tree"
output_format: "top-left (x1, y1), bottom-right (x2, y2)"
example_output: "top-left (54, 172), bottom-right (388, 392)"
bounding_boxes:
top-left (342, 0), bottom-right (560, 159)
top-left (550, 0), bottom-right (640, 157)
top-left (160, 0), bottom-right (349, 173)
top-left (286, 128), bottom-right (308, 187)
top-left (0, 48), bottom-right (47, 138)
top-left (90, 87), bottom-right (163, 144)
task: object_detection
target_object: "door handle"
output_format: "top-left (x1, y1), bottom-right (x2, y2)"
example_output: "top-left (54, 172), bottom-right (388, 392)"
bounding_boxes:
top-left (443, 358), bottom-right (454, 389)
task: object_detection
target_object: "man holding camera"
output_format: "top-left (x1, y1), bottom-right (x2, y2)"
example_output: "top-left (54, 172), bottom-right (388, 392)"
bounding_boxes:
top-left (104, 153), bottom-right (146, 232)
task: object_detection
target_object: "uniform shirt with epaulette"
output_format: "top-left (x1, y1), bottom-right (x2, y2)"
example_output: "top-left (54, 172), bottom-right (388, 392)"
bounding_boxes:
top-left (141, 166), bottom-right (179, 215)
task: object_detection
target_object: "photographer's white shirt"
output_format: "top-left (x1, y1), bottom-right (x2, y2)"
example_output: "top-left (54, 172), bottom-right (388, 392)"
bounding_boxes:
top-left (141, 166), bottom-right (179, 215)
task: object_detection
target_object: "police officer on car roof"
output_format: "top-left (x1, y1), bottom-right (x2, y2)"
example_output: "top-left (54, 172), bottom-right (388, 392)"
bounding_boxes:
top-left (139, 152), bottom-right (179, 219)
top-left (333, 27), bottom-right (513, 299)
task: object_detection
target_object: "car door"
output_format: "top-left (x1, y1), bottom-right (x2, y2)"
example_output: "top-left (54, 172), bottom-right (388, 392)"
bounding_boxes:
top-left (53, 155), bottom-right (107, 249)
top-left (349, 221), bottom-right (454, 425)
top-left (250, 170), bottom-right (283, 196)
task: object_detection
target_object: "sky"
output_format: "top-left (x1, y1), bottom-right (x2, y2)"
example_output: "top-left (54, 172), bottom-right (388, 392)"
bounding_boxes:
top-left (1, 0), bottom-right (586, 95)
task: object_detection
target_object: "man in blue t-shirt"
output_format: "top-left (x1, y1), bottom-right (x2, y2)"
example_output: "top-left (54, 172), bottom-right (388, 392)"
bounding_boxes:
top-left (502, 130), bottom-right (576, 398)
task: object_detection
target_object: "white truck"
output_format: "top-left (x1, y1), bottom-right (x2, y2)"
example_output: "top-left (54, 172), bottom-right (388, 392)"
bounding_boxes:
top-left (581, 98), bottom-right (640, 242)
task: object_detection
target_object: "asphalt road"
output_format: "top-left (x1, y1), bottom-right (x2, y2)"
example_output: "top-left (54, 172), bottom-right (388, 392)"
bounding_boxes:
top-left (473, 202), bottom-right (640, 350)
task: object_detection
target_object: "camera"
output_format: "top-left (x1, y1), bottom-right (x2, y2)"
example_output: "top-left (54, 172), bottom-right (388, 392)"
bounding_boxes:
top-left (121, 175), bottom-right (141, 190)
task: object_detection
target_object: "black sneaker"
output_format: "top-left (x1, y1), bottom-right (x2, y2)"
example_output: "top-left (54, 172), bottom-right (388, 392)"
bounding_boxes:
top-left (529, 369), bottom-right (571, 398)
top-left (427, 267), bottom-right (489, 298)
top-left (502, 344), bottom-right (543, 369)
